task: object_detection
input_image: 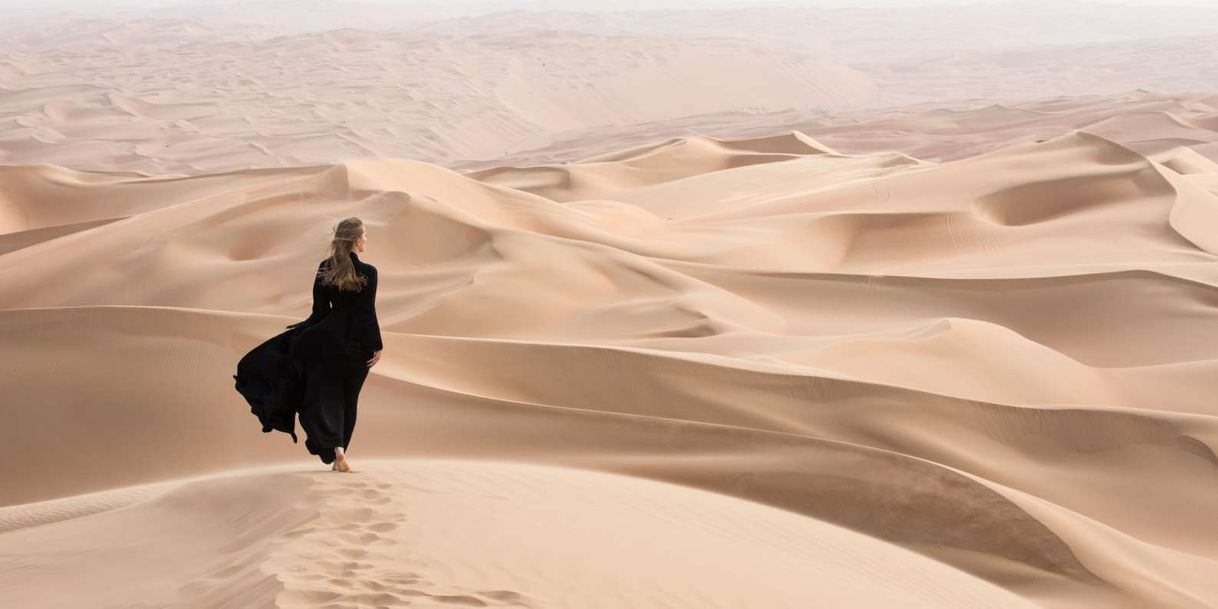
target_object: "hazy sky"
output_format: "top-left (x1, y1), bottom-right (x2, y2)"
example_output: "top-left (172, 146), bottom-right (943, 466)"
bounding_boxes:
top-left (3, 0), bottom-right (1218, 7)
top-left (4, 0), bottom-right (1216, 24)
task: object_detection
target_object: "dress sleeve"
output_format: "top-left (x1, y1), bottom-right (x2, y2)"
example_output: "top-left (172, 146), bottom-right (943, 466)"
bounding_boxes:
top-left (367, 266), bottom-right (383, 351)
top-left (287, 261), bottom-right (330, 329)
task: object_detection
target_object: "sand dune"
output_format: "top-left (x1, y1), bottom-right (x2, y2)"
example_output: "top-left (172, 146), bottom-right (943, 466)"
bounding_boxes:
top-left (499, 90), bottom-right (1218, 175)
top-left (0, 20), bottom-right (874, 173)
top-left (3, 109), bottom-right (1218, 607)
top-left (6, 3), bottom-right (1218, 174)
top-left (0, 459), bottom-right (1041, 609)
top-left (413, 3), bottom-right (1218, 64)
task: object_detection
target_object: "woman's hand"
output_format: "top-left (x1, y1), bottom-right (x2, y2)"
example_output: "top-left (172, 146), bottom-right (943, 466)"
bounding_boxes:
top-left (367, 349), bottom-right (382, 368)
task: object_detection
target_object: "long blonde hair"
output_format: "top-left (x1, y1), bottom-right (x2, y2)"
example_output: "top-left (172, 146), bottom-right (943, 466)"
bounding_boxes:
top-left (319, 217), bottom-right (369, 292)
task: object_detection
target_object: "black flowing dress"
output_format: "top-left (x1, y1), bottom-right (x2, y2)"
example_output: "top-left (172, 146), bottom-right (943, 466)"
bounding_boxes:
top-left (233, 251), bottom-right (383, 464)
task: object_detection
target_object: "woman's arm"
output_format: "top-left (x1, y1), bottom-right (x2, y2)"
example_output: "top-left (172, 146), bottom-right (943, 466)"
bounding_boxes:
top-left (286, 261), bottom-right (330, 329)
top-left (366, 266), bottom-right (383, 351)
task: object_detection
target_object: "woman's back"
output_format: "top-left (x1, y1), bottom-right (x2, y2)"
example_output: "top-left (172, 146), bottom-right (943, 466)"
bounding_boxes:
top-left (311, 251), bottom-right (382, 352)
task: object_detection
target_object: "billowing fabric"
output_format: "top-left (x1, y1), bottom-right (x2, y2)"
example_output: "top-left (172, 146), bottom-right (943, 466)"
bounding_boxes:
top-left (233, 251), bottom-right (382, 463)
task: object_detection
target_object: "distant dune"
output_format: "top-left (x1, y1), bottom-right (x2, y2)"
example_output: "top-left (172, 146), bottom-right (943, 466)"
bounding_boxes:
top-left (0, 23), bottom-right (875, 172)
top-left (4, 3), bottom-right (1218, 173)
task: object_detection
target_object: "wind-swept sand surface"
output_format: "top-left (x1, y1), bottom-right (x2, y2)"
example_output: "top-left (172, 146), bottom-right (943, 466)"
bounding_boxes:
top-left (3, 101), bottom-right (1218, 607)
top-left (0, 459), bottom-right (1040, 609)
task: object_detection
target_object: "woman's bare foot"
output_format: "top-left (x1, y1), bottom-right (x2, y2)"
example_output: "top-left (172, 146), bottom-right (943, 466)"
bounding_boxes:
top-left (333, 447), bottom-right (351, 472)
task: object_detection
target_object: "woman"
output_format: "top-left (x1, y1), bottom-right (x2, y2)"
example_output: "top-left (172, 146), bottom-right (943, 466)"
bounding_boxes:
top-left (234, 217), bottom-right (383, 472)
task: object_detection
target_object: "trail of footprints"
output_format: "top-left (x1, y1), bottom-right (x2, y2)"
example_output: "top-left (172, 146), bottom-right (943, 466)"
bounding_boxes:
top-left (269, 474), bottom-right (532, 609)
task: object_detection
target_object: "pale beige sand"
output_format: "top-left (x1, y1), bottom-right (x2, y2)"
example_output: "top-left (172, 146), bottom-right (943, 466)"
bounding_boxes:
top-left (490, 90), bottom-right (1218, 172)
top-left (2, 108), bottom-right (1218, 608)
top-left (0, 459), bottom-right (1039, 609)
top-left (4, 3), bottom-right (1218, 174)
top-left (0, 22), bottom-right (873, 173)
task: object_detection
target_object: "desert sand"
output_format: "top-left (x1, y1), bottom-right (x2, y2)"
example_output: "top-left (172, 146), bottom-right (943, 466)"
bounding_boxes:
top-left (4, 1), bottom-right (1218, 173)
top-left (3, 2), bottom-right (1218, 609)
